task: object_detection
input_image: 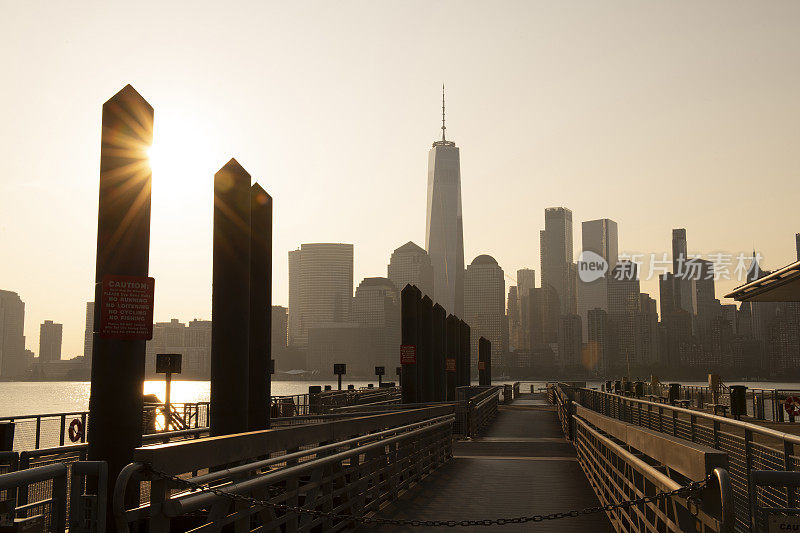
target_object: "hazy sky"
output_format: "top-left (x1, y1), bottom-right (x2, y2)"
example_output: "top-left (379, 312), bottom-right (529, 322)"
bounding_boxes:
top-left (2, 1), bottom-right (799, 357)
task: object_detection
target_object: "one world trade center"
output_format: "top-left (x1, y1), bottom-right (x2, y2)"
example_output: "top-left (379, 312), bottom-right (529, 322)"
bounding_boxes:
top-left (425, 87), bottom-right (465, 317)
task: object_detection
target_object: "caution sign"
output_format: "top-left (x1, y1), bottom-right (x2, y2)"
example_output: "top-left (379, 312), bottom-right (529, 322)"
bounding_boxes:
top-left (446, 358), bottom-right (456, 372)
top-left (99, 275), bottom-right (155, 340)
top-left (400, 345), bottom-right (416, 364)
top-left (786, 397), bottom-right (800, 417)
top-left (769, 515), bottom-right (800, 532)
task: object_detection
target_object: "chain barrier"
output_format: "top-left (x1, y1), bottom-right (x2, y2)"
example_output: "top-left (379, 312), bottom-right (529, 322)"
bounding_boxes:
top-left (143, 465), bottom-right (711, 528)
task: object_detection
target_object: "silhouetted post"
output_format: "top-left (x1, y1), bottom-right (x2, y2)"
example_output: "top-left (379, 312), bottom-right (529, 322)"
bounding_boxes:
top-left (419, 296), bottom-right (434, 402)
top-left (432, 304), bottom-right (446, 401)
top-left (445, 314), bottom-right (459, 401)
top-left (478, 337), bottom-right (491, 386)
top-left (459, 320), bottom-right (471, 387)
top-left (334, 364), bottom-right (346, 391)
top-left (401, 285), bottom-right (420, 403)
top-left (88, 85), bottom-right (153, 527)
top-left (248, 183), bottom-right (272, 431)
top-left (211, 159), bottom-right (251, 436)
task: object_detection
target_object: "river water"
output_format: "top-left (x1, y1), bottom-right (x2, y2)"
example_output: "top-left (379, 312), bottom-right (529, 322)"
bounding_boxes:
top-left (2, 379), bottom-right (800, 418)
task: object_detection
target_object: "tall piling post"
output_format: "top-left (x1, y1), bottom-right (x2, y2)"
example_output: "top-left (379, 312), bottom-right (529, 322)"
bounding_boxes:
top-left (211, 159), bottom-right (251, 436)
top-left (88, 85), bottom-right (153, 529)
top-left (248, 183), bottom-right (272, 430)
top-left (401, 285), bottom-right (420, 403)
top-left (431, 303), bottom-right (446, 401)
top-left (479, 337), bottom-right (492, 386)
top-left (459, 320), bottom-right (471, 387)
top-left (445, 314), bottom-right (459, 401)
top-left (419, 296), bottom-right (434, 402)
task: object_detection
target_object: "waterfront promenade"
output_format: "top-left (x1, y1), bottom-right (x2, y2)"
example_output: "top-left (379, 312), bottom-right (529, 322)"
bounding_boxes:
top-left (369, 393), bottom-right (614, 532)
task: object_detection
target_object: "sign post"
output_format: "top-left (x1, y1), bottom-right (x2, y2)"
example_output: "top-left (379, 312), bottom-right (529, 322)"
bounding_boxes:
top-left (156, 354), bottom-right (182, 431)
top-left (375, 366), bottom-right (385, 386)
top-left (334, 363), bottom-right (346, 391)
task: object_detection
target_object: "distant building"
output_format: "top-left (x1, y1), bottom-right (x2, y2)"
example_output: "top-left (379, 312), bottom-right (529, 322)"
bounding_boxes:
top-left (39, 320), bottom-right (63, 362)
top-left (635, 294), bottom-right (660, 365)
top-left (352, 277), bottom-right (400, 370)
top-left (587, 308), bottom-right (610, 371)
top-left (516, 269), bottom-right (536, 349)
top-left (145, 319), bottom-right (211, 379)
top-left (577, 218), bottom-right (618, 341)
top-left (387, 241), bottom-right (434, 298)
top-left (608, 261), bottom-right (640, 369)
top-left (557, 314), bottom-right (582, 367)
top-left (288, 243), bottom-right (354, 348)
top-left (271, 305), bottom-right (289, 369)
top-left (307, 323), bottom-right (379, 376)
top-left (0, 290), bottom-right (26, 378)
top-left (464, 255), bottom-right (506, 368)
top-left (540, 207), bottom-right (576, 315)
top-left (530, 285), bottom-right (560, 345)
top-left (288, 249), bottom-right (302, 347)
top-left (84, 302), bottom-right (94, 364)
top-left (425, 92), bottom-right (465, 317)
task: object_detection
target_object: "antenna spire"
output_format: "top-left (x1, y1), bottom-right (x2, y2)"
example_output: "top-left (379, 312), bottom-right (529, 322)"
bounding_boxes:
top-left (441, 84), bottom-right (446, 141)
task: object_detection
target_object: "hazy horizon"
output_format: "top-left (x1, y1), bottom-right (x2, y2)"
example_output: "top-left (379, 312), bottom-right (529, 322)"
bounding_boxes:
top-left (3, 1), bottom-right (800, 357)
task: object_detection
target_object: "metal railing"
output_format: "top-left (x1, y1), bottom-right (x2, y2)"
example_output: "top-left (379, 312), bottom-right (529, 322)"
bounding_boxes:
top-left (113, 406), bottom-right (454, 532)
top-left (3, 389), bottom-right (403, 452)
top-left (0, 460), bottom-right (107, 532)
top-left (564, 384), bottom-right (800, 532)
top-left (551, 384), bottom-right (734, 532)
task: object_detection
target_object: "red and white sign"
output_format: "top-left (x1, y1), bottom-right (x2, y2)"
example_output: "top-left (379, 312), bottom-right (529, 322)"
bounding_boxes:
top-left (99, 275), bottom-right (155, 340)
top-left (446, 358), bottom-right (456, 372)
top-left (786, 396), bottom-right (800, 417)
top-left (478, 361), bottom-right (486, 371)
top-left (400, 345), bottom-right (416, 364)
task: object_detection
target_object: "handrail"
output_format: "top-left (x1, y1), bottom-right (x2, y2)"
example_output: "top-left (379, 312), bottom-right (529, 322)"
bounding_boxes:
top-left (579, 386), bottom-right (800, 446)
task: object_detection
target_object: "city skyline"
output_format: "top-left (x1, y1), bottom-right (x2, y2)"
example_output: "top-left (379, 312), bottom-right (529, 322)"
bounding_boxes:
top-left (3, 2), bottom-right (800, 357)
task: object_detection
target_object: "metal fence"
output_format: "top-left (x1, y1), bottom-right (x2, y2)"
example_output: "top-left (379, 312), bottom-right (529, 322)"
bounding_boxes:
top-left (565, 385), bottom-right (800, 532)
top-left (551, 384), bottom-right (734, 532)
top-left (3, 389), bottom-right (402, 453)
top-left (114, 406), bottom-right (454, 532)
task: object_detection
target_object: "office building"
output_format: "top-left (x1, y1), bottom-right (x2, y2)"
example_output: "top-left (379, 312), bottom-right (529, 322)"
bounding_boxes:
top-left (0, 290), bottom-right (26, 378)
top-left (288, 243), bottom-right (354, 347)
top-left (39, 320), bottom-right (63, 362)
top-left (577, 218), bottom-right (618, 341)
top-left (352, 277), bottom-right (400, 370)
top-left (540, 207), bottom-right (576, 314)
top-left (464, 255), bottom-right (505, 366)
top-left (425, 90), bottom-right (465, 316)
top-left (387, 241), bottom-right (434, 298)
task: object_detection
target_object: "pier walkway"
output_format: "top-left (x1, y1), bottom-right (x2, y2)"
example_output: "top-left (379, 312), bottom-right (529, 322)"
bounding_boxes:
top-left (369, 393), bottom-right (614, 532)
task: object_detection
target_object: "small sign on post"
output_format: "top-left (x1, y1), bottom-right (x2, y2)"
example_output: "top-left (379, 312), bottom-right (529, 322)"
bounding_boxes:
top-left (99, 275), bottom-right (155, 340)
top-left (156, 353), bottom-right (182, 431)
top-left (333, 363), bottom-right (346, 391)
top-left (375, 366), bottom-right (385, 386)
top-left (446, 358), bottom-right (457, 372)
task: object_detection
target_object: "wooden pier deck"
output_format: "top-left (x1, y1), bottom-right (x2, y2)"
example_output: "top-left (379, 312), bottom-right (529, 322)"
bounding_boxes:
top-left (369, 393), bottom-right (614, 532)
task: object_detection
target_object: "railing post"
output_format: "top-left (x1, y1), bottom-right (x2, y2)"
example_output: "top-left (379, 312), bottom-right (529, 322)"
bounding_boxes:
top-left (52, 466), bottom-right (68, 533)
top-left (744, 428), bottom-right (754, 528)
top-left (35, 416), bottom-right (41, 449)
top-left (690, 414), bottom-right (696, 443)
top-left (785, 440), bottom-right (795, 507)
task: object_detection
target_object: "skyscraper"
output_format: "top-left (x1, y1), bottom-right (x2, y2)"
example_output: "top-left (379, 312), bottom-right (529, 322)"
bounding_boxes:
top-left (288, 249), bottom-right (302, 347)
top-left (516, 269), bottom-right (536, 349)
top-left (425, 88), bottom-right (465, 316)
top-left (608, 261), bottom-right (641, 369)
top-left (0, 290), bottom-right (26, 378)
top-left (84, 302), bottom-right (94, 364)
top-left (288, 243), bottom-right (354, 348)
top-left (387, 241), bottom-right (434, 298)
top-left (39, 320), bottom-right (63, 362)
top-left (352, 277), bottom-right (400, 369)
top-left (271, 306), bottom-right (289, 370)
top-left (577, 218), bottom-right (618, 341)
top-left (464, 255), bottom-right (505, 367)
top-left (540, 207), bottom-right (576, 314)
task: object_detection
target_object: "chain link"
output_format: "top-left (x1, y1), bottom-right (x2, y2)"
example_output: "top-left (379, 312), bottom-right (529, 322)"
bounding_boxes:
top-left (143, 464), bottom-right (711, 528)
